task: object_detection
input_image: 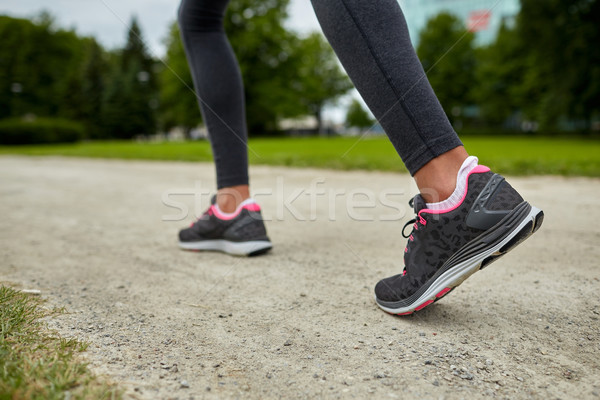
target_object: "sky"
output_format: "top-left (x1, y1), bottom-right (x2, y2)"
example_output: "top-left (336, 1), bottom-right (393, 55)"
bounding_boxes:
top-left (0, 0), bottom-right (360, 123)
top-left (0, 0), bottom-right (322, 57)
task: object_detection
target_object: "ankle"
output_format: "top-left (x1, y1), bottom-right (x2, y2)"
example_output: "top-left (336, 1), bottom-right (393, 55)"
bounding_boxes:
top-left (414, 147), bottom-right (469, 203)
top-left (217, 185), bottom-right (250, 213)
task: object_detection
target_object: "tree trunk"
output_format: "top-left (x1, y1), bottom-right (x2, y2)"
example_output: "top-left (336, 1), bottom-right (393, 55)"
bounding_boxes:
top-left (316, 107), bottom-right (325, 136)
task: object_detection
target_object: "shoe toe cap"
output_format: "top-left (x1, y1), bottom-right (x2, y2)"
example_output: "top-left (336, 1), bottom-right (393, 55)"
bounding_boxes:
top-left (374, 274), bottom-right (406, 302)
top-left (179, 227), bottom-right (199, 242)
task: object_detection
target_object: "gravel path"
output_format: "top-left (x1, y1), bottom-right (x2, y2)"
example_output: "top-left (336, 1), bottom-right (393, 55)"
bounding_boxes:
top-left (1, 155), bottom-right (599, 399)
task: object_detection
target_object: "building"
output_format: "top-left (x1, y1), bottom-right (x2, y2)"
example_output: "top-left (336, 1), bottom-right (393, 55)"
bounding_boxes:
top-left (398, 0), bottom-right (520, 46)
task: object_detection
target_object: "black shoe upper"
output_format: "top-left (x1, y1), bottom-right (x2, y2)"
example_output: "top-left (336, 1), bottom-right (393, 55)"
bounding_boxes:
top-left (375, 169), bottom-right (524, 302)
top-left (179, 201), bottom-right (270, 243)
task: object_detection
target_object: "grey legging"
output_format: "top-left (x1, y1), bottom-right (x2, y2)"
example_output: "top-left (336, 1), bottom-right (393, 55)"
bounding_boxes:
top-left (178, 0), bottom-right (463, 189)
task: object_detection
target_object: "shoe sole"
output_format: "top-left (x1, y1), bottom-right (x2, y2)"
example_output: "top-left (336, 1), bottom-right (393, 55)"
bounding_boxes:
top-left (179, 240), bottom-right (272, 257)
top-left (375, 202), bottom-right (544, 315)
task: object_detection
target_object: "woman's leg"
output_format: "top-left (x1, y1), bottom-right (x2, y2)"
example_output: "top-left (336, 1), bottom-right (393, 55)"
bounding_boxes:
top-left (310, 0), bottom-right (466, 203)
top-left (311, 0), bottom-right (544, 315)
top-left (177, 0), bottom-right (271, 256)
top-left (178, 0), bottom-right (249, 212)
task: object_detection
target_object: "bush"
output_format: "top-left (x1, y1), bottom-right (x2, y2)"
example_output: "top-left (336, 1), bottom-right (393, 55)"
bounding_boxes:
top-left (0, 118), bottom-right (84, 145)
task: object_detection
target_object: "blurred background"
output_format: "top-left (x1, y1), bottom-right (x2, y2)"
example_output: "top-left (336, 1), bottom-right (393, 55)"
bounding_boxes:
top-left (0, 0), bottom-right (598, 145)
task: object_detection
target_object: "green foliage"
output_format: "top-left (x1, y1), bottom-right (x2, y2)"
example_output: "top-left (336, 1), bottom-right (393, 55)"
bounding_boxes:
top-left (345, 99), bottom-right (374, 128)
top-left (3, 3), bottom-right (598, 137)
top-left (158, 22), bottom-right (200, 134)
top-left (0, 285), bottom-right (120, 398)
top-left (0, 14), bottom-right (160, 140)
top-left (80, 40), bottom-right (108, 139)
top-left (473, 24), bottom-right (525, 126)
top-left (162, 0), bottom-right (351, 135)
top-left (0, 117), bottom-right (84, 144)
top-left (0, 15), bottom-right (88, 120)
top-left (418, 3), bottom-right (600, 133)
top-left (102, 17), bottom-right (158, 138)
top-left (121, 18), bottom-right (152, 74)
top-left (417, 13), bottom-right (476, 122)
top-left (516, 0), bottom-right (600, 131)
top-left (224, 0), bottom-right (303, 133)
top-left (291, 33), bottom-right (353, 133)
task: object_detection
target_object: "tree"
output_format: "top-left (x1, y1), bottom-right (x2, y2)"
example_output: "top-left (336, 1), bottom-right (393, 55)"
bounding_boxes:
top-left (159, 1), bottom-right (352, 136)
top-left (79, 40), bottom-right (108, 138)
top-left (103, 17), bottom-right (157, 137)
top-left (473, 23), bottom-right (526, 126)
top-left (159, 22), bottom-right (201, 135)
top-left (121, 17), bottom-right (154, 76)
top-left (517, 0), bottom-right (600, 131)
top-left (224, 0), bottom-right (303, 134)
top-left (0, 16), bottom-right (37, 118)
top-left (345, 99), bottom-right (374, 129)
top-left (417, 13), bottom-right (476, 123)
top-left (0, 14), bottom-right (88, 120)
top-left (292, 33), bottom-right (352, 135)
top-left (102, 63), bottom-right (135, 139)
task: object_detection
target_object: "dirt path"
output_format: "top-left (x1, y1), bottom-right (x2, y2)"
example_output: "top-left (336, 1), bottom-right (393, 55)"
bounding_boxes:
top-left (1, 155), bottom-right (599, 399)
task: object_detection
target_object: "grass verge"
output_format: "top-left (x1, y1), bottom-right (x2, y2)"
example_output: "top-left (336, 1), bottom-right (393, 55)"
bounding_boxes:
top-left (0, 285), bottom-right (120, 399)
top-left (0, 135), bottom-right (598, 176)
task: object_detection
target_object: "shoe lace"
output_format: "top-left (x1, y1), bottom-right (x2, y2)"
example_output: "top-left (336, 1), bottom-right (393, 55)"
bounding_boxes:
top-left (190, 206), bottom-right (214, 228)
top-left (400, 197), bottom-right (427, 276)
top-left (402, 197), bottom-right (427, 238)
top-left (402, 215), bottom-right (427, 238)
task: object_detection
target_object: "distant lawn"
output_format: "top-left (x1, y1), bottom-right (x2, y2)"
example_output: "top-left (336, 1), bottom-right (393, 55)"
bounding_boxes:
top-left (1, 135), bottom-right (598, 176)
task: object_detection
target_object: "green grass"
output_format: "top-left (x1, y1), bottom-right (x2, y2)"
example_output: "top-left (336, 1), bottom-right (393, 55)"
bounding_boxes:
top-left (1, 135), bottom-right (599, 176)
top-left (0, 285), bottom-right (120, 399)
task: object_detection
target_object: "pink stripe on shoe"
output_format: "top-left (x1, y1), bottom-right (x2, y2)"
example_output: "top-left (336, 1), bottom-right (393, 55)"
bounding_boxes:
top-left (414, 300), bottom-right (434, 311)
top-left (471, 165), bottom-right (491, 174)
top-left (418, 165), bottom-right (490, 216)
top-left (244, 203), bottom-right (261, 212)
top-left (436, 287), bottom-right (452, 298)
top-left (211, 202), bottom-right (261, 220)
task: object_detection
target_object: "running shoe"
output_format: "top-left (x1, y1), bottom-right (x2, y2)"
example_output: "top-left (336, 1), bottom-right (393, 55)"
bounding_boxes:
top-left (178, 196), bottom-right (272, 256)
top-left (374, 165), bottom-right (544, 315)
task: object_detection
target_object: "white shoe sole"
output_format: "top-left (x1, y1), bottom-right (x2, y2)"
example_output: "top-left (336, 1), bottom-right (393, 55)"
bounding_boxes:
top-left (179, 239), bottom-right (272, 256)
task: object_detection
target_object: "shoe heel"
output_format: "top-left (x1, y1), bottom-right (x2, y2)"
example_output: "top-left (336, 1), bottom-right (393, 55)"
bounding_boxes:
top-left (481, 207), bottom-right (543, 269)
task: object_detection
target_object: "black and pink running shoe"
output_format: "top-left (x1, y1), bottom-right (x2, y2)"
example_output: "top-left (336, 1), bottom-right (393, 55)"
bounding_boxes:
top-left (178, 196), bottom-right (272, 256)
top-left (374, 165), bottom-right (544, 315)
